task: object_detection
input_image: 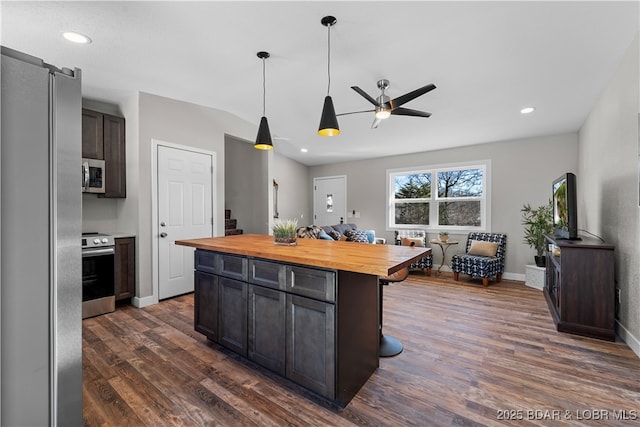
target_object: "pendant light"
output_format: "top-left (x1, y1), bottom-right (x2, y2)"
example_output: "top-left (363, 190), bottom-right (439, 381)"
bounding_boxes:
top-left (254, 51), bottom-right (273, 150)
top-left (318, 16), bottom-right (340, 137)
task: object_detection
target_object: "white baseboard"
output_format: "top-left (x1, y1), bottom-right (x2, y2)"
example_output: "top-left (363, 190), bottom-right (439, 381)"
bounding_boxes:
top-left (132, 295), bottom-right (156, 308)
top-left (616, 321), bottom-right (640, 358)
top-left (504, 272), bottom-right (525, 282)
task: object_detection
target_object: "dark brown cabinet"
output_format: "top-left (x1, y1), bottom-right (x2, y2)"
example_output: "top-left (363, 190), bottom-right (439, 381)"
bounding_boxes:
top-left (81, 108), bottom-right (126, 198)
top-left (193, 249), bottom-right (377, 407)
top-left (544, 235), bottom-right (615, 341)
top-left (114, 237), bottom-right (135, 302)
top-left (194, 271), bottom-right (218, 340)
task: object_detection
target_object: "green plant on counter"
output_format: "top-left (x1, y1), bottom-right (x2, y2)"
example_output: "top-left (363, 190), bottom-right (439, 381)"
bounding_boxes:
top-left (272, 218), bottom-right (298, 244)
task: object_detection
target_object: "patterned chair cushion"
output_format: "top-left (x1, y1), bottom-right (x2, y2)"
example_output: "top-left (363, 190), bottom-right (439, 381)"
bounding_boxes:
top-left (394, 230), bottom-right (433, 271)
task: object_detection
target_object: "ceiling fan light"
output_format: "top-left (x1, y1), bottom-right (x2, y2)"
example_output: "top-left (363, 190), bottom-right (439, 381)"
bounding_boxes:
top-left (254, 116), bottom-right (273, 150)
top-left (375, 108), bottom-right (391, 119)
top-left (318, 96), bottom-right (340, 136)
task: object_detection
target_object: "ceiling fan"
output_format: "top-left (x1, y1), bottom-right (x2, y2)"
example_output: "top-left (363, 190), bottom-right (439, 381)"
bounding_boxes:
top-left (338, 79), bottom-right (436, 129)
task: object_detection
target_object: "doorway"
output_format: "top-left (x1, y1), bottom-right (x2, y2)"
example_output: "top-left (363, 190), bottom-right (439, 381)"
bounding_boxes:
top-left (153, 141), bottom-right (215, 300)
top-left (313, 175), bottom-right (347, 226)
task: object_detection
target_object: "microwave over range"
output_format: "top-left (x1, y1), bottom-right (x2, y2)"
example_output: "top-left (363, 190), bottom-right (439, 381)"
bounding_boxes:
top-left (82, 158), bottom-right (105, 193)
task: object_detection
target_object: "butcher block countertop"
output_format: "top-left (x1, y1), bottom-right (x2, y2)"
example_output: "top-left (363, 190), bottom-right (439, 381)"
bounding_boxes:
top-left (176, 234), bottom-right (431, 277)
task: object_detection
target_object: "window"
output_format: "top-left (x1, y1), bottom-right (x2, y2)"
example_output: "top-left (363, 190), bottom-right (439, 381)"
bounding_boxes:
top-left (387, 161), bottom-right (490, 231)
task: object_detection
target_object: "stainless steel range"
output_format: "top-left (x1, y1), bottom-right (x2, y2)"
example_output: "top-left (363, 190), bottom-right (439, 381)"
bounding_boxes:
top-left (82, 233), bottom-right (115, 318)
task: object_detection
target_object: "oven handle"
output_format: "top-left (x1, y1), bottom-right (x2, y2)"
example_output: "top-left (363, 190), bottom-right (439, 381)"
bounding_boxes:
top-left (82, 247), bottom-right (115, 257)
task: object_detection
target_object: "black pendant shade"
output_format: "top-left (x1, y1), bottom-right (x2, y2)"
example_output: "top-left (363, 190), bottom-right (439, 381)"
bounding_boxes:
top-left (254, 116), bottom-right (273, 150)
top-left (318, 96), bottom-right (340, 137)
top-left (254, 51), bottom-right (274, 150)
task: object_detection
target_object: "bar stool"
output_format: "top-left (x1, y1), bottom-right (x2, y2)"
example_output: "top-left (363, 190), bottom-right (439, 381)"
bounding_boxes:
top-left (379, 267), bottom-right (409, 357)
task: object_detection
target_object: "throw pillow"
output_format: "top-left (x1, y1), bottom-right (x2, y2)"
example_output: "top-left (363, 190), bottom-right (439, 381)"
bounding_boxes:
top-left (327, 229), bottom-right (341, 240)
top-left (364, 230), bottom-right (376, 244)
top-left (401, 237), bottom-right (424, 247)
top-left (339, 233), bottom-right (348, 241)
top-left (318, 229), bottom-right (333, 240)
top-left (468, 240), bottom-right (499, 257)
top-left (344, 229), bottom-right (369, 243)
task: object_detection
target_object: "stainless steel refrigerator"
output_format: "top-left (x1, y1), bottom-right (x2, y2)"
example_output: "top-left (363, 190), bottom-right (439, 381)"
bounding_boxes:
top-left (1, 46), bottom-right (83, 425)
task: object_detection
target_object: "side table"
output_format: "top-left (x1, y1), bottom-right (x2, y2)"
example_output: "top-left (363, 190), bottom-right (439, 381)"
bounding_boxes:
top-left (429, 239), bottom-right (459, 275)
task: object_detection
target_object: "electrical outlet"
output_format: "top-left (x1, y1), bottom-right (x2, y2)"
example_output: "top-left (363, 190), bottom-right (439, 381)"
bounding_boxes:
top-left (616, 288), bottom-right (621, 304)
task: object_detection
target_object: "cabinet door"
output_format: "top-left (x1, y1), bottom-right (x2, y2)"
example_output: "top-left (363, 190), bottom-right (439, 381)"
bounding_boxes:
top-left (114, 237), bottom-right (135, 301)
top-left (248, 285), bottom-right (286, 375)
top-left (102, 114), bottom-right (126, 198)
top-left (218, 277), bottom-right (248, 356)
top-left (286, 294), bottom-right (335, 399)
top-left (194, 271), bottom-right (218, 341)
top-left (81, 109), bottom-right (104, 159)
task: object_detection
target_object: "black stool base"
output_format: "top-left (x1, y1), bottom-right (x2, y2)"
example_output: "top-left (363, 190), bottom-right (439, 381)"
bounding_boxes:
top-left (380, 334), bottom-right (403, 357)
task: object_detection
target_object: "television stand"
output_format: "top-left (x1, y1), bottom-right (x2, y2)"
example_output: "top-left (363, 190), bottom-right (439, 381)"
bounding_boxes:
top-left (544, 235), bottom-right (615, 341)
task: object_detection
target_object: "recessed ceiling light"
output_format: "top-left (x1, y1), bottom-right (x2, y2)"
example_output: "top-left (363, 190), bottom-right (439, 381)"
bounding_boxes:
top-left (520, 107), bottom-right (536, 114)
top-left (62, 31), bottom-right (92, 44)
top-left (300, 148), bottom-right (308, 153)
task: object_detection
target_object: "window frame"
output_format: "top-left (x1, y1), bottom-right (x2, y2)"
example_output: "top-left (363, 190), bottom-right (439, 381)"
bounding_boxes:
top-left (386, 160), bottom-right (491, 233)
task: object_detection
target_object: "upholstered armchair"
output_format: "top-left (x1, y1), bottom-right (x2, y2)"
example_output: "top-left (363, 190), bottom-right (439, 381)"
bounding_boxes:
top-left (394, 230), bottom-right (433, 276)
top-left (451, 232), bottom-right (507, 287)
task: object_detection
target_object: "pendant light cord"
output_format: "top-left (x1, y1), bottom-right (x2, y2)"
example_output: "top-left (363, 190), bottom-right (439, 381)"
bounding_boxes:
top-left (262, 57), bottom-right (266, 116)
top-left (326, 24), bottom-right (331, 96)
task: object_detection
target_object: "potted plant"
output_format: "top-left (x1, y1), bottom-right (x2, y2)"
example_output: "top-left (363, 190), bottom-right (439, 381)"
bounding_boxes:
top-left (521, 201), bottom-right (554, 267)
top-left (272, 218), bottom-right (298, 246)
top-left (438, 231), bottom-right (449, 242)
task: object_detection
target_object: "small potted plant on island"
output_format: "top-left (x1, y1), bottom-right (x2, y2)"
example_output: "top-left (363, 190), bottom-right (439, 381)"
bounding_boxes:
top-left (438, 231), bottom-right (449, 242)
top-left (272, 218), bottom-right (298, 246)
top-left (521, 200), bottom-right (554, 267)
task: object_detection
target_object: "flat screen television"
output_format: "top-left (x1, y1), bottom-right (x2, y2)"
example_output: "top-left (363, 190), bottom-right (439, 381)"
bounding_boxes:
top-left (552, 172), bottom-right (579, 240)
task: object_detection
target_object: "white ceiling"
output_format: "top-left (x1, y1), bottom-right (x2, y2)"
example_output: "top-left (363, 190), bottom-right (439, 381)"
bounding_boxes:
top-left (2, 1), bottom-right (638, 166)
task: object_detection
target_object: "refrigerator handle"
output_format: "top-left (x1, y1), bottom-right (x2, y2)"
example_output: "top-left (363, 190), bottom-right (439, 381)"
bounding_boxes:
top-left (82, 161), bottom-right (89, 191)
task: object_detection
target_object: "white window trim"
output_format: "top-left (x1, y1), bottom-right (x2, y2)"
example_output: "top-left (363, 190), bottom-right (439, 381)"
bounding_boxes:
top-left (386, 160), bottom-right (492, 233)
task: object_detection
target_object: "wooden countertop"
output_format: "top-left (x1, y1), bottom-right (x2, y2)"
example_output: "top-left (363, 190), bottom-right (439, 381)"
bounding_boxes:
top-left (176, 234), bottom-right (431, 277)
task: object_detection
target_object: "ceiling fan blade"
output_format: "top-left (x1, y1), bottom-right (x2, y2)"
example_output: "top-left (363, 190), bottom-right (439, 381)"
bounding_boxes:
top-left (336, 109), bottom-right (375, 117)
top-left (371, 116), bottom-right (383, 129)
top-left (391, 107), bottom-right (432, 118)
top-left (389, 83), bottom-right (436, 109)
top-left (351, 86), bottom-right (380, 106)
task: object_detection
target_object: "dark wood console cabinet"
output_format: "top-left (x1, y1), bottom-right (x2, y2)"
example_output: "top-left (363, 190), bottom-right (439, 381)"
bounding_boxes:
top-left (82, 108), bottom-right (126, 198)
top-left (544, 235), bottom-right (615, 341)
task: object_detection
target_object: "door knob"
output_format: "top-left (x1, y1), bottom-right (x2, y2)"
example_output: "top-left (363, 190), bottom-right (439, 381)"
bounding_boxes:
top-left (160, 232), bottom-right (168, 238)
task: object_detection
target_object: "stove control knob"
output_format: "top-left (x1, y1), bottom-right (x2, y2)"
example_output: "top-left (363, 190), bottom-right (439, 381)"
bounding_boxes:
top-left (101, 238), bottom-right (109, 244)
top-left (93, 238), bottom-right (100, 245)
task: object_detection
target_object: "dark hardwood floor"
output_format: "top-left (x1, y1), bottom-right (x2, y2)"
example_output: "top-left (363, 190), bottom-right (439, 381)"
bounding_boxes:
top-left (83, 273), bottom-right (640, 426)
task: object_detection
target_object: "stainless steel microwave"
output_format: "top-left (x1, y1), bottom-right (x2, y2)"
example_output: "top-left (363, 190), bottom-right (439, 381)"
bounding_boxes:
top-left (82, 158), bottom-right (105, 193)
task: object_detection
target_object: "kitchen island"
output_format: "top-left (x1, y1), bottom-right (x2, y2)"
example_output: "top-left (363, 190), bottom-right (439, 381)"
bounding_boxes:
top-left (176, 234), bottom-right (430, 407)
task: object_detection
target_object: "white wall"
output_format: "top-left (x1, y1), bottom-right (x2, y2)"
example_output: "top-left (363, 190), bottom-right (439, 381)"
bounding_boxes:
top-left (578, 34), bottom-right (639, 353)
top-left (309, 133), bottom-right (578, 277)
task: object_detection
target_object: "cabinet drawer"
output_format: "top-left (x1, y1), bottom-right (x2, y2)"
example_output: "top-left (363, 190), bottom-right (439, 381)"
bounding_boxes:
top-left (194, 250), bottom-right (216, 274)
top-left (249, 259), bottom-right (286, 290)
top-left (216, 254), bottom-right (248, 281)
top-left (286, 266), bottom-right (335, 303)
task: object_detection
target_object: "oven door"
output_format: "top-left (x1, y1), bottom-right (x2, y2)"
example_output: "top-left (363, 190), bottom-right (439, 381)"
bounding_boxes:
top-left (82, 246), bottom-right (115, 318)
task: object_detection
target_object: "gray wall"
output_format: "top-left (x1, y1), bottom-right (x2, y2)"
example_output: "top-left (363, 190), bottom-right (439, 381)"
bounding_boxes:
top-left (225, 135), bottom-right (270, 234)
top-left (309, 133), bottom-right (578, 277)
top-left (273, 151), bottom-right (312, 225)
top-left (578, 34), bottom-right (639, 353)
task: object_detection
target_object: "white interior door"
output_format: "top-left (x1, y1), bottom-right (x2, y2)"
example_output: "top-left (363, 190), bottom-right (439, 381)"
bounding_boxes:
top-left (313, 176), bottom-right (347, 226)
top-left (158, 145), bottom-right (213, 299)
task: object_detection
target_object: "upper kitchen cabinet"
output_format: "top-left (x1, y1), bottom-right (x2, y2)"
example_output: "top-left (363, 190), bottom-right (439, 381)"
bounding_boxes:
top-left (82, 108), bottom-right (126, 198)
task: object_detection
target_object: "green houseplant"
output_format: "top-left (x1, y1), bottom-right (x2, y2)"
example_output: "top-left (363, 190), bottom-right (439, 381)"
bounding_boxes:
top-left (521, 201), bottom-right (554, 267)
top-left (272, 218), bottom-right (298, 246)
top-left (438, 231), bottom-right (449, 242)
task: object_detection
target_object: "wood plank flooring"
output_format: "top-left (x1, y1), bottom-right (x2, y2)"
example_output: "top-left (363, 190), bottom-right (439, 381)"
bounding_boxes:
top-left (83, 273), bottom-right (640, 426)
